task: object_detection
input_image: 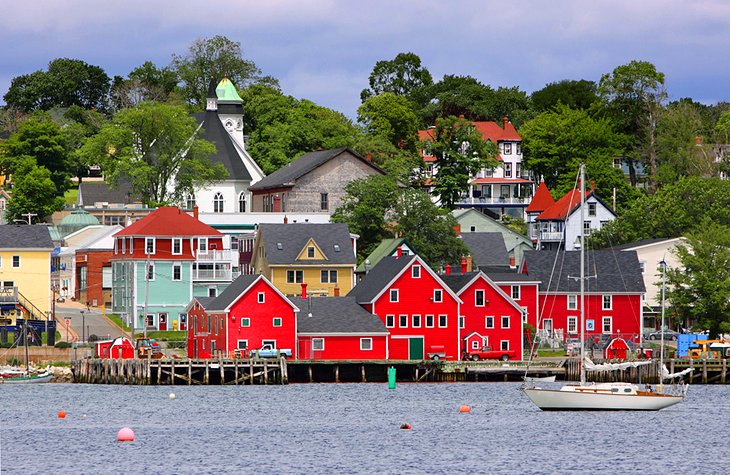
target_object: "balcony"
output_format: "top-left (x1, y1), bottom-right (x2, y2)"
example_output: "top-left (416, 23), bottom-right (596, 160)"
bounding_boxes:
top-left (196, 249), bottom-right (233, 262)
top-left (539, 231), bottom-right (564, 241)
top-left (455, 196), bottom-right (530, 206)
top-left (192, 266), bottom-right (239, 282)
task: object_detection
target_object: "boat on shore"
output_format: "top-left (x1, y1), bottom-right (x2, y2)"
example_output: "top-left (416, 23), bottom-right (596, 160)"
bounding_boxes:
top-left (0, 368), bottom-right (53, 384)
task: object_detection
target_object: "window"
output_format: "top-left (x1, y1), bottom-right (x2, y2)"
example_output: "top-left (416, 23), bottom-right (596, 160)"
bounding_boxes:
top-left (214, 192), bottom-right (224, 213)
top-left (516, 163), bottom-right (521, 178)
top-left (390, 289), bottom-right (399, 302)
top-left (433, 289), bottom-right (443, 303)
top-left (238, 192), bottom-right (247, 213)
top-left (360, 338), bottom-right (373, 351)
top-left (287, 270), bottom-right (303, 283)
top-left (567, 294), bottom-right (577, 310)
top-left (319, 193), bottom-right (329, 211)
top-left (583, 221), bottom-right (592, 236)
top-left (386, 315), bottom-right (395, 328)
top-left (511, 285), bottom-right (520, 300)
top-left (172, 263), bottom-right (181, 281)
top-left (425, 315), bottom-right (434, 328)
top-left (500, 340), bottom-right (510, 351)
top-left (602, 317), bottom-right (612, 334)
top-left (172, 238), bottom-right (182, 255)
top-left (603, 295), bottom-right (612, 310)
top-left (320, 270), bottom-right (337, 283)
top-left (485, 316), bottom-right (494, 329)
top-left (186, 194), bottom-right (196, 209)
top-left (501, 316), bottom-right (510, 329)
top-left (516, 143), bottom-right (521, 155)
top-left (121, 237), bottom-right (126, 254)
top-left (237, 340), bottom-right (248, 350)
top-left (198, 238), bottom-right (208, 252)
top-left (241, 318), bottom-right (250, 327)
top-left (146, 262), bottom-right (155, 281)
top-left (258, 292), bottom-right (265, 303)
top-left (639, 261), bottom-right (646, 273)
top-left (145, 238), bottom-right (155, 255)
top-left (588, 202), bottom-right (596, 217)
top-left (307, 246), bottom-right (315, 258)
top-left (412, 314), bottom-right (421, 328)
top-left (472, 340), bottom-right (480, 350)
top-left (312, 338), bottom-right (324, 351)
top-left (438, 315), bottom-right (447, 328)
top-left (504, 143), bottom-right (512, 155)
top-left (12, 256), bottom-right (20, 268)
top-left (568, 316), bottom-right (577, 334)
top-left (470, 226), bottom-right (476, 232)
top-left (475, 290), bottom-right (485, 306)
top-left (504, 162), bottom-right (512, 178)
top-left (273, 317), bottom-right (282, 327)
top-left (412, 265), bottom-right (421, 278)
top-left (459, 316), bottom-right (465, 329)
top-left (208, 287), bottom-right (217, 297)
top-left (399, 315), bottom-right (408, 328)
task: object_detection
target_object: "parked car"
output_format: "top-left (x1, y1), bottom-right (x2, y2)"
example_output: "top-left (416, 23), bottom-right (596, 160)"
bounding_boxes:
top-left (463, 346), bottom-right (517, 361)
top-left (647, 330), bottom-right (680, 341)
top-left (251, 344), bottom-right (292, 358)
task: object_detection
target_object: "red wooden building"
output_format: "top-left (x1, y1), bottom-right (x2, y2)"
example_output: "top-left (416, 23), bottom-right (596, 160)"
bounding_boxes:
top-left (95, 337), bottom-right (135, 359)
top-left (350, 254), bottom-right (462, 360)
top-left (76, 248), bottom-right (114, 308)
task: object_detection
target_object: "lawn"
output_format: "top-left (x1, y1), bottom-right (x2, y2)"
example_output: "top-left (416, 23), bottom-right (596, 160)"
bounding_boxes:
top-left (107, 314), bottom-right (131, 331)
top-left (64, 186), bottom-right (79, 205)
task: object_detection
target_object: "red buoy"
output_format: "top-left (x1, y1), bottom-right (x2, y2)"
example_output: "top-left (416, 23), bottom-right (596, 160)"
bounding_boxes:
top-left (459, 404), bottom-right (471, 413)
top-left (57, 410), bottom-right (66, 419)
top-left (400, 423), bottom-right (412, 430)
top-left (117, 427), bottom-right (135, 442)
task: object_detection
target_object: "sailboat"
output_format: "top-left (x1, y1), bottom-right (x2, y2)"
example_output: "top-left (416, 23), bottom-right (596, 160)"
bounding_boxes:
top-left (523, 164), bottom-right (686, 411)
top-left (0, 320), bottom-right (52, 384)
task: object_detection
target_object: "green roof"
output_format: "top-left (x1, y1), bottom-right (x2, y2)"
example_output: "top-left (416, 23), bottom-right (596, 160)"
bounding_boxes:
top-left (356, 238), bottom-right (409, 273)
top-left (216, 78), bottom-right (242, 103)
top-left (60, 209), bottom-right (100, 227)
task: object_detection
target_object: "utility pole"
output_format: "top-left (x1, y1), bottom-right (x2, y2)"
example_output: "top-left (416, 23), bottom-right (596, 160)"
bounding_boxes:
top-left (21, 213), bottom-right (37, 225)
top-left (143, 253), bottom-right (150, 339)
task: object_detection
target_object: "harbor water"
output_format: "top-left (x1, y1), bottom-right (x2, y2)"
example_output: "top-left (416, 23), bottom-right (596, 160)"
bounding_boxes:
top-left (1, 383), bottom-right (727, 474)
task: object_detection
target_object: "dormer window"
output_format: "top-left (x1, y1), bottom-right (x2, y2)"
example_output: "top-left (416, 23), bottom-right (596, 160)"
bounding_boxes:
top-left (307, 246), bottom-right (315, 258)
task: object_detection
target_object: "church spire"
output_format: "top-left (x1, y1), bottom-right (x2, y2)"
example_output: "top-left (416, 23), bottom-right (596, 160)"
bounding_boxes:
top-left (206, 78), bottom-right (218, 111)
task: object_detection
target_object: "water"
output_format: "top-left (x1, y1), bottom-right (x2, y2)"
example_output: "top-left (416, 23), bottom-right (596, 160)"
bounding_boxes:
top-left (1, 383), bottom-right (727, 474)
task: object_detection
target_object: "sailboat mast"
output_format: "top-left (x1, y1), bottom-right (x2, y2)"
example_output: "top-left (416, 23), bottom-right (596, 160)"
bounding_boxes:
top-left (24, 320), bottom-right (30, 373)
top-left (659, 260), bottom-right (667, 391)
top-left (579, 164), bottom-right (586, 386)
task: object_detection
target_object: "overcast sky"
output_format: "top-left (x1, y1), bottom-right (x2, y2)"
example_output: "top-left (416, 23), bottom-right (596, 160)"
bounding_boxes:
top-left (2, 1), bottom-right (730, 120)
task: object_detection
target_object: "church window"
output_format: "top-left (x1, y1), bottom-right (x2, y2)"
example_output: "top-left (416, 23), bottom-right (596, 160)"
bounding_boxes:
top-left (238, 192), bottom-right (246, 213)
top-left (214, 192), bottom-right (224, 213)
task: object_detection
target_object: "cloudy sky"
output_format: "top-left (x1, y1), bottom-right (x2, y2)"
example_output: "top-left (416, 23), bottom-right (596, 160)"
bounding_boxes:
top-left (2, 1), bottom-right (730, 119)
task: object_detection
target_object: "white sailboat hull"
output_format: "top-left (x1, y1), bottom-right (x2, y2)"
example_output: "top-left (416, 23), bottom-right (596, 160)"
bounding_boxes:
top-left (523, 384), bottom-right (684, 411)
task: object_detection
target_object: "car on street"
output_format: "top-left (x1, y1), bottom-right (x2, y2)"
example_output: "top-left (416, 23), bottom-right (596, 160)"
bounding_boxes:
top-left (647, 329), bottom-right (680, 341)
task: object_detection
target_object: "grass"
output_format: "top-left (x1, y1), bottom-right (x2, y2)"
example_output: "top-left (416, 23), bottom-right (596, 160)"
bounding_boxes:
top-left (1, 331), bottom-right (62, 346)
top-left (64, 186), bottom-right (79, 205)
top-left (536, 348), bottom-right (566, 358)
top-left (107, 314), bottom-right (131, 332)
top-left (146, 330), bottom-right (186, 341)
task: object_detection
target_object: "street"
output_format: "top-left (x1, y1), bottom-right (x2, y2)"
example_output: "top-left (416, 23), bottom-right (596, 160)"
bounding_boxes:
top-left (54, 300), bottom-right (129, 343)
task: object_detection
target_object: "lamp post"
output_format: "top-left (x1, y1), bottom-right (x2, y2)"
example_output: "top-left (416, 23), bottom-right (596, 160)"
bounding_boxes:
top-left (80, 310), bottom-right (85, 344)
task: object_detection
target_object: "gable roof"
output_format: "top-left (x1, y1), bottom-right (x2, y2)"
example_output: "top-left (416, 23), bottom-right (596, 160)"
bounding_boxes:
top-left (419, 118), bottom-right (521, 147)
top-left (114, 206), bottom-right (222, 237)
top-left (526, 182), bottom-right (555, 213)
top-left (78, 181), bottom-right (140, 207)
top-left (440, 271), bottom-right (525, 313)
top-left (205, 274), bottom-right (298, 313)
top-left (536, 190), bottom-right (616, 221)
top-left (193, 109), bottom-right (252, 181)
top-left (249, 147), bottom-right (384, 192)
top-left (291, 296), bottom-right (388, 334)
top-left (355, 238), bottom-right (414, 273)
top-left (611, 237), bottom-right (684, 251)
top-left (258, 223), bottom-right (355, 266)
top-left (460, 232), bottom-right (509, 267)
top-left (521, 250), bottom-right (645, 293)
top-left (0, 225), bottom-right (54, 249)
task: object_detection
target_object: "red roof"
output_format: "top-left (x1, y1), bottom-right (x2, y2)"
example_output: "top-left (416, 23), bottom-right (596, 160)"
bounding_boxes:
top-left (536, 189), bottom-right (590, 221)
top-left (418, 118), bottom-right (521, 159)
top-left (115, 206), bottom-right (223, 237)
top-left (470, 177), bottom-right (532, 184)
top-left (526, 182), bottom-right (555, 213)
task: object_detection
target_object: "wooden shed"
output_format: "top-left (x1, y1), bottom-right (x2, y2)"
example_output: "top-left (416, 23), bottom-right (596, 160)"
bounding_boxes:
top-left (95, 337), bottom-right (135, 359)
top-left (604, 337), bottom-right (630, 360)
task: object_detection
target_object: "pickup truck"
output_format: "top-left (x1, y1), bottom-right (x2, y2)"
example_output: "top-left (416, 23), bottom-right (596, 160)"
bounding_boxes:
top-left (251, 344), bottom-right (292, 359)
top-left (463, 346), bottom-right (517, 362)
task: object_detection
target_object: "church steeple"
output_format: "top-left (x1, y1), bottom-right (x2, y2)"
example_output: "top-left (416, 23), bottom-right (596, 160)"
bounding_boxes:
top-left (206, 78), bottom-right (218, 111)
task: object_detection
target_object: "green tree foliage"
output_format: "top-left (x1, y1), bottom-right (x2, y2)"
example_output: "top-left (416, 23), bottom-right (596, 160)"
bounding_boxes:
top-left (666, 219), bottom-right (730, 337)
top-left (350, 134), bottom-right (422, 183)
top-left (360, 52), bottom-right (433, 108)
top-left (589, 177), bottom-right (730, 248)
top-left (597, 60), bottom-right (667, 191)
top-left (656, 101), bottom-right (715, 184)
top-left (3, 58), bottom-right (110, 113)
top-left (79, 102), bottom-right (225, 206)
top-left (357, 92), bottom-right (420, 150)
top-left (530, 79), bottom-right (598, 112)
top-left (110, 61), bottom-right (181, 109)
top-left (5, 161), bottom-right (65, 221)
top-left (3, 113), bottom-right (71, 194)
top-left (424, 116), bottom-right (498, 209)
top-left (172, 35), bottom-right (264, 109)
top-left (60, 105), bottom-right (109, 184)
top-left (519, 104), bottom-right (636, 206)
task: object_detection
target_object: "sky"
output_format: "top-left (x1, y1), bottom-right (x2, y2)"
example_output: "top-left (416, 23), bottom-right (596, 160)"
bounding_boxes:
top-left (2, 0), bottom-right (730, 120)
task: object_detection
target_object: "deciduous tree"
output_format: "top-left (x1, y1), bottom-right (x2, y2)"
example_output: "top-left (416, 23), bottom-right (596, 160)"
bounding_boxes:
top-left (5, 161), bottom-right (65, 221)
top-left (360, 52), bottom-right (433, 108)
top-left (357, 92), bottom-right (420, 150)
top-left (531, 79), bottom-right (598, 112)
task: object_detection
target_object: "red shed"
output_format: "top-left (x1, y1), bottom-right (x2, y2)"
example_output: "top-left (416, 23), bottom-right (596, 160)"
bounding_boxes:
top-left (604, 337), bottom-right (630, 360)
top-left (95, 337), bottom-right (135, 359)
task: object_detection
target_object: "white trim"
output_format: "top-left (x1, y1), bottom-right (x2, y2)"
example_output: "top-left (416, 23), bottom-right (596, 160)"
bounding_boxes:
top-left (360, 337), bottom-right (373, 351)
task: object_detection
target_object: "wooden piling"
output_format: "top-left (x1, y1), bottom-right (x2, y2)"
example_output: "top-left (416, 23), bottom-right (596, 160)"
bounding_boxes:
top-left (204, 360), bottom-right (209, 385)
top-left (234, 358), bottom-right (239, 385)
top-left (361, 365), bottom-right (366, 383)
top-left (264, 359), bottom-right (269, 385)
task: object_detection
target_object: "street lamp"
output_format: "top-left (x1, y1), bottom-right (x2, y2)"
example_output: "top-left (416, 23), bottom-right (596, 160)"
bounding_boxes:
top-left (80, 310), bottom-right (85, 344)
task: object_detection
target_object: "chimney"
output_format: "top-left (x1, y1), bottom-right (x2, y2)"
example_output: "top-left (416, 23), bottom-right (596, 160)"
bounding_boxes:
top-left (193, 205), bottom-right (199, 220)
top-left (301, 283), bottom-right (308, 299)
top-left (466, 255), bottom-right (473, 273)
top-left (283, 216), bottom-right (288, 224)
top-left (502, 116), bottom-right (508, 129)
top-left (461, 256), bottom-right (467, 274)
top-left (453, 224), bottom-right (461, 236)
top-left (333, 287), bottom-right (340, 297)
top-left (365, 153), bottom-right (372, 162)
top-left (397, 247), bottom-right (402, 258)
top-left (695, 135), bottom-right (702, 145)
top-left (589, 180), bottom-right (596, 192)
top-left (509, 255), bottom-right (516, 267)
top-left (445, 264), bottom-right (451, 275)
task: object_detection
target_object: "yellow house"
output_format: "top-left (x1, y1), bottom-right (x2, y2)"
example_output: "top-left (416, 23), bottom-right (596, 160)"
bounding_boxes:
top-left (252, 223), bottom-right (357, 297)
top-left (0, 225), bottom-right (54, 325)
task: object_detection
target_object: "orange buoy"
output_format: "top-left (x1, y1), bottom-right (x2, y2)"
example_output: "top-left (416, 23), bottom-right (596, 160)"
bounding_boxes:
top-left (400, 423), bottom-right (412, 430)
top-left (459, 404), bottom-right (471, 413)
top-left (58, 410), bottom-right (66, 419)
top-left (117, 427), bottom-right (135, 442)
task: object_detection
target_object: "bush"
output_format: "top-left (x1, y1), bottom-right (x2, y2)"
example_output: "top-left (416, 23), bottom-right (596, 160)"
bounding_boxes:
top-left (55, 341), bottom-right (72, 349)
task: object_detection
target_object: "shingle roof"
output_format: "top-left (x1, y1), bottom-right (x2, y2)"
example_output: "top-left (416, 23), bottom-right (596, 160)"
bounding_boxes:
top-left (522, 250), bottom-right (645, 293)
top-left (193, 110), bottom-right (252, 181)
top-left (206, 274), bottom-right (260, 312)
top-left (259, 223), bottom-right (355, 266)
top-left (78, 181), bottom-right (140, 206)
top-left (440, 272), bottom-right (480, 293)
top-left (249, 147), bottom-right (383, 191)
top-left (195, 296), bottom-right (216, 310)
top-left (291, 296), bottom-right (388, 334)
top-left (536, 188), bottom-right (588, 221)
top-left (349, 255), bottom-right (414, 303)
top-left (115, 206), bottom-right (222, 237)
top-left (526, 181), bottom-right (555, 213)
top-left (461, 232), bottom-right (509, 267)
top-left (355, 238), bottom-right (411, 273)
top-left (0, 225), bottom-right (53, 249)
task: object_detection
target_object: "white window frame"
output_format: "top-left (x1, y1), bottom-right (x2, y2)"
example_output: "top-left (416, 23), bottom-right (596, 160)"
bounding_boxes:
top-left (312, 338), bottom-right (325, 351)
top-left (602, 317), bottom-right (612, 334)
top-left (241, 318), bottom-right (250, 327)
top-left (471, 340), bottom-right (480, 350)
top-left (198, 238), bottom-right (208, 252)
top-left (258, 292), bottom-right (265, 304)
top-left (603, 294), bottom-right (612, 310)
top-left (273, 317), bottom-right (282, 327)
top-left (485, 316), bottom-right (494, 329)
top-left (172, 263), bottom-right (182, 281)
top-left (567, 294), bottom-right (577, 310)
top-left (588, 202), bottom-right (597, 217)
top-left (360, 338), bottom-right (373, 351)
top-left (412, 314), bottom-right (421, 328)
top-left (238, 192), bottom-right (247, 213)
top-left (385, 315), bottom-right (395, 328)
top-left (433, 289), bottom-right (443, 303)
top-left (390, 289), bottom-right (399, 302)
top-left (501, 316), bottom-right (510, 329)
top-left (213, 192), bottom-right (224, 213)
top-left (399, 314), bottom-right (408, 328)
top-left (412, 265), bottom-right (421, 278)
top-left (500, 340), bottom-right (510, 351)
top-left (511, 285), bottom-right (520, 300)
top-left (459, 316), bottom-right (465, 329)
top-left (475, 289), bottom-right (485, 307)
top-left (172, 238), bottom-right (182, 255)
top-left (146, 262), bottom-right (155, 281)
top-left (145, 237), bottom-right (155, 255)
top-left (567, 316), bottom-right (578, 334)
top-left (425, 314), bottom-right (434, 328)
top-left (438, 314), bottom-right (447, 328)
top-left (237, 340), bottom-right (248, 350)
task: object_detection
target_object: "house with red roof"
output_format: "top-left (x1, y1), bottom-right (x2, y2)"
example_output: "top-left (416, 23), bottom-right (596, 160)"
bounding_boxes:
top-left (525, 181), bottom-right (556, 243)
top-left (111, 206), bottom-right (235, 332)
top-left (419, 117), bottom-right (534, 219)
top-left (533, 185), bottom-right (616, 251)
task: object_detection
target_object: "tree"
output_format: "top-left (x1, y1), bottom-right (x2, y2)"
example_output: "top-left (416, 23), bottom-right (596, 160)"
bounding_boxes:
top-left (171, 36), bottom-right (264, 109)
top-left (666, 219), bottom-right (730, 337)
top-left (3, 113), bottom-right (71, 194)
top-left (357, 92), bottom-right (420, 150)
top-left (3, 58), bottom-right (110, 112)
top-left (597, 60), bottom-right (667, 191)
top-left (110, 61), bottom-right (181, 109)
top-left (531, 79), bottom-right (598, 112)
top-left (656, 101), bottom-right (714, 184)
top-left (423, 116), bottom-right (498, 209)
top-left (350, 134), bottom-right (422, 184)
top-left (60, 105), bottom-right (109, 184)
top-left (5, 161), bottom-right (65, 221)
top-left (360, 52), bottom-right (433, 108)
top-left (79, 102), bottom-right (225, 205)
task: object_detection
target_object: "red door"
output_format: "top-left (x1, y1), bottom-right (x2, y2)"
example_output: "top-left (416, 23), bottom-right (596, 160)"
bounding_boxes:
top-left (159, 313), bottom-right (168, 331)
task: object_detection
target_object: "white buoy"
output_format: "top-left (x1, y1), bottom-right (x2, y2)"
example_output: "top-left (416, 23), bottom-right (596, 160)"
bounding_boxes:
top-left (169, 392), bottom-right (176, 399)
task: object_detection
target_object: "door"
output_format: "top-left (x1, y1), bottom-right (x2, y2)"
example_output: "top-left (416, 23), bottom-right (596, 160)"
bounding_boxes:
top-left (159, 313), bottom-right (168, 331)
top-left (179, 314), bottom-right (187, 331)
top-left (408, 337), bottom-right (424, 360)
